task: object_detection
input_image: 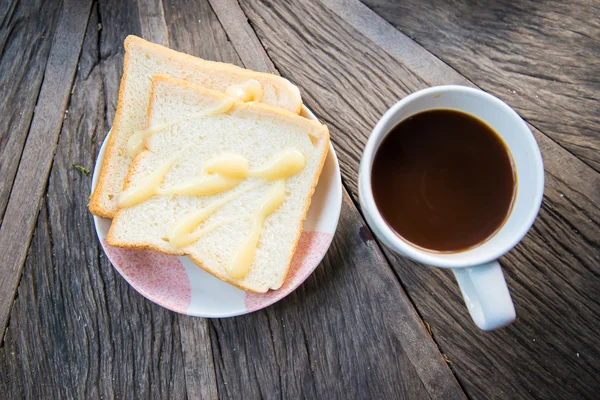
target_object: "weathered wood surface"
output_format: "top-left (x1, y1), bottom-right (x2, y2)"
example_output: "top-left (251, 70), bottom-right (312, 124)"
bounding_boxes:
top-left (0, 0), bottom-right (92, 343)
top-left (137, 0), bottom-right (169, 46)
top-left (0, 0), bottom-right (62, 224)
top-left (238, 0), bottom-right (600, 398)
top-left (208, 0), bottom-right (277, 73)
top-left (0, 0), bottom-right (188, 398)
top-left (178, 315), bottom-right (219, 399)
top-left (0, 0), bottom-right (599, 398)
top-left (362, 0), bottom-right (600, 173)
top-left (164, 0), bottom-right (242, 67)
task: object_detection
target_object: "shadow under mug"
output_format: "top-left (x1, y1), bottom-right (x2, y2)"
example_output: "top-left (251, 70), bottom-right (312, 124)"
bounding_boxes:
top-left (358, 85), bottom-right (544, 331)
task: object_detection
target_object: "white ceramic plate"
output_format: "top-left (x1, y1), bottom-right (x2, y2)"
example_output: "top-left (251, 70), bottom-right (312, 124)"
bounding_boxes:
top-left (92, 106), bottom-right (342, 317)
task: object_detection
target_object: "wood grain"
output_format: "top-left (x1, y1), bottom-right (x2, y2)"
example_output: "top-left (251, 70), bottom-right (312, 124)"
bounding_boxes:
top-left (238, 0), bottom-right (600, 398)
top-left (96, 0), bottom-right (141, 124)
top-left (0, 1), bottom-right (187, 397)
top-left (0, 0), bottom-right (62, 225)
top-left (163, 0), bottom-right (242, 67)
top-left (362, 0), bottom-right (600, 173)
top-left (0, 0), bottom-right (92, 343)
top-left (178, 316), bottom-right (219, 399)
top-left (138, 0), bottom-right (169, 46)
top-left (208, 0), bottom-right (276, 73)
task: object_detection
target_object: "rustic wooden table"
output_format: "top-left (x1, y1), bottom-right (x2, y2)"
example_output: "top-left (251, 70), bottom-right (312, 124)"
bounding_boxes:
top-left (1, 0), bottom-right (598, 398)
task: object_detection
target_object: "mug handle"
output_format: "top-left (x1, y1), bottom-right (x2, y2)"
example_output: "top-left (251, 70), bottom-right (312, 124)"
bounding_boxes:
top-left (452, 261), bottom-right (516, 331)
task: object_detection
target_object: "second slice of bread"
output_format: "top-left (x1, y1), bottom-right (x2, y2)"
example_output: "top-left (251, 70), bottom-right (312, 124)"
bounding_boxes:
top-left (89, 36), bottom-right (303, 219)
top-left (107, 77), bottom-right (329, 293)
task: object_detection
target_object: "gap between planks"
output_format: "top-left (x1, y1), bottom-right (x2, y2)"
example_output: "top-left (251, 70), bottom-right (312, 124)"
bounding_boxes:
top-left (0, 0), bottom-right (93, 344)
top-left (138, 0), bottom-right (169, 46)
top-left (207, 0), bottom-right (277, 74)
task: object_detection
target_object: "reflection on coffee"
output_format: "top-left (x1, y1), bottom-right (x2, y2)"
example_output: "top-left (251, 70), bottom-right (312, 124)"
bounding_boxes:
top-left (371, 109), bottom-right (516, 252)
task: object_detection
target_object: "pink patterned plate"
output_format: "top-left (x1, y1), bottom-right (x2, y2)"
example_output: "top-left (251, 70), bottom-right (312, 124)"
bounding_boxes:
top-left (92, 106), bottom-right (342, 317)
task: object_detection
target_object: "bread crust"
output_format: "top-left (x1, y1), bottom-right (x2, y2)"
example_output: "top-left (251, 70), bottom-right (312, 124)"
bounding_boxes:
top-left (107, 76), bottom-right (329, 292)
top-left (89, 35), bottom-right (302, 218)
top-left (126, 36), bottom-right (302, 115)
top-left (88, 35), bottom-right (134, 218)
top-left (275, 127), bottom-right (329, 290)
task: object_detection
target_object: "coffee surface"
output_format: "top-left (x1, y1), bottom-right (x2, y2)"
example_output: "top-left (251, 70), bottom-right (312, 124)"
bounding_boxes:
top-left (371, 109), bottom-right (516, 252)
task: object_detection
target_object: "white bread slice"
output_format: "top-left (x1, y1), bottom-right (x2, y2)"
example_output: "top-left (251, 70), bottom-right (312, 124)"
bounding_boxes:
top-left (106, 77), bottom-right (329, 293)
top-left (89, 35), bottom-right (302, 218)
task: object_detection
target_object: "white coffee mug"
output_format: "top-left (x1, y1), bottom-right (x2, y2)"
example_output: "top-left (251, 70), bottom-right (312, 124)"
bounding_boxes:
top-left (359, 85), bottom-right (544, 331)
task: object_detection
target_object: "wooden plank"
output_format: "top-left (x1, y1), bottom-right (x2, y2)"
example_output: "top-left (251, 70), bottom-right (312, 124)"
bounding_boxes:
top-left (238, 0), bottom-right (600, 398)
top-left (0, 1), bottom-right (187, 397)
top-left (137, 0), bottom-right (169, 46)
top-left (0, 0), bottom-right (63, 225)
top-left (207, 0), bottom-right (276, 73)
top-left (178, 316), bottom-right (219, 399)
top-left (163, 0), bottom-right (242, 66)
top-left (322, 0), bottom-right (468, 86)
top-left (0, 201), bottom-right (72, 398)
top-left (205, 1), bottom-right (465, 398)
top-left (362, 0), bottom-right (600, 173)
top-left (95, 0), bottom-right (141, 124)
top-left (0, 0), bottom-right (92, 343)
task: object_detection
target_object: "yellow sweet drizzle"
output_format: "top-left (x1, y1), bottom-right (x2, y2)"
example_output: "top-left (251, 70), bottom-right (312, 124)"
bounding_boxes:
top-left (227, 180), bottom-right (286, 279)
top-left (179, 217), bottom-right (246, 247)
top-left (168, 183), bottom-right (261, 248)
top-left (159, 150), bottom-right (305, 197)
top-left (118, 153), bottom-right (180, 209)
top-left (126, 98), bottom-right (235, 158)
top-left (169, 207), bottom-right (222, 248)
top-left (158, 175), bottom-right (243, 197)
top-left (204, 154), bottom-right (249, 178)
top-left (166, 151), bottom-right (305, 249)
top-left (121, 147), bottom-right (306, 279)
top-left (170, 216), bottom-right (244, 249)
top-left (248, 149), bottom-right (305, 180)
top-left (127, 121), bottom-right (176, 159)
top-left (225, 80), bottom-right (263, 102)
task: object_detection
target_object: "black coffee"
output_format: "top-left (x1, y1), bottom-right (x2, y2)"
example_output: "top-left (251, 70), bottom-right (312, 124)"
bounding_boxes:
top-left (371, 109), bottom-right (516, 252)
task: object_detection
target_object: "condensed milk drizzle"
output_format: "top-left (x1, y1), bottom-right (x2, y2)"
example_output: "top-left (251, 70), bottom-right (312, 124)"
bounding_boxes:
top-left (168, 183), bottom-right (261, 248)
top-left (158, 175), bottom-right (242, 197)
top-left (117, 152), bottom-right (181, 209)
top-left (118, 149), bottom-right (305, 279)
top-left (228, 180), bottom-right (286, 279)
top-left (225, 79), bottom-right (264, 103)
top-left (157, 150), bottom-right (306, 197)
